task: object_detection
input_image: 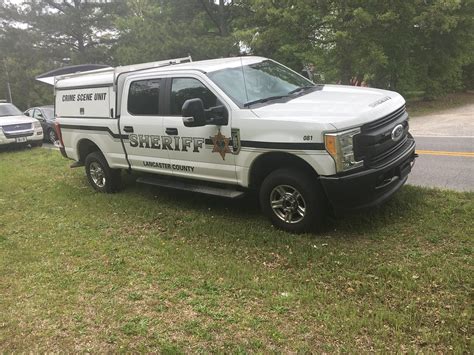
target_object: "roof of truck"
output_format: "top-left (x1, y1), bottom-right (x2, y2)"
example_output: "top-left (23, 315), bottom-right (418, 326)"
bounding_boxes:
top-left (55, 56), bottom-right (267, 89)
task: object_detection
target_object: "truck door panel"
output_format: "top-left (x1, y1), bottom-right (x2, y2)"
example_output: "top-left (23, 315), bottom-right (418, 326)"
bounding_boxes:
top-left (162, 77), bottom-right (237, 184)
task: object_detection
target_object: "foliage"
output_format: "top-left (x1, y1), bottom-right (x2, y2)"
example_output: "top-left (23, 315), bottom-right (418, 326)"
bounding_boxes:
top-left (0, 0), bottom-right (124, 109)
top-left (236, 0), bottom-right (474, 98)
top-left (0, 0), bottom-right (473, 108)
top-left (113, 0), bottom-right (239, 65)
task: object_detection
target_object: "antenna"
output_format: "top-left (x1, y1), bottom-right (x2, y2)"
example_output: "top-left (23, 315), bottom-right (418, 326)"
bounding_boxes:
top-left (240, 57), bottom-right (249, 103)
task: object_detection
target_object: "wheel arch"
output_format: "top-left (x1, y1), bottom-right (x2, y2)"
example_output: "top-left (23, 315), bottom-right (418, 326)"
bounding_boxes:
top-left (77, 138), bottom-right (102, 164)
top-left (248, 151), bottom-right (320, 189)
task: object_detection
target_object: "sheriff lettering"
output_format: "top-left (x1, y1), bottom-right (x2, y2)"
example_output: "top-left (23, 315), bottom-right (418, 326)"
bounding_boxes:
top-left (129, 134), bottom-right (205, 152)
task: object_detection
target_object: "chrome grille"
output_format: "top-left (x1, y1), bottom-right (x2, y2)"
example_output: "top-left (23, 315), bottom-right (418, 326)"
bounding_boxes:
top-left (2, 123), bottom-right (33, 132)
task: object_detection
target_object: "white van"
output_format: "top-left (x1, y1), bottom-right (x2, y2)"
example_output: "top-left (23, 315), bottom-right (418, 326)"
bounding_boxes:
top-left (53, 56), bottom-right (416, 232)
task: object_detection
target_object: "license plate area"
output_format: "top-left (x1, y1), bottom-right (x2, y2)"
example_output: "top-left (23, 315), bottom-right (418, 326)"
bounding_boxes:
top-left (15, 137), bottom-right (27, 143)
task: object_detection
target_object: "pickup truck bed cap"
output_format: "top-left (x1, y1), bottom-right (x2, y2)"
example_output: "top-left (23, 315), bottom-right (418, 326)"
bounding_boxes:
top-left (54, 56), bottom-right (266, 90)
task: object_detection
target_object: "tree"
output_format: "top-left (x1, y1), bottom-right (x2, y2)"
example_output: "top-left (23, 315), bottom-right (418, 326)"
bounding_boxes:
top-left (234, 0), bottom-right (474, 97)
top-left (0, 0), bottom-right (125, 108)
top-left (113, 0), bottom-right (239, 65)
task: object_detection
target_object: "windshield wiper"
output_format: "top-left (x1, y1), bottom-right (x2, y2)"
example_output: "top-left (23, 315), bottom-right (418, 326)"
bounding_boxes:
top-left (287, 85), bottom-right (317, 95)
top-left (244, 95), bottom-right (288, 107)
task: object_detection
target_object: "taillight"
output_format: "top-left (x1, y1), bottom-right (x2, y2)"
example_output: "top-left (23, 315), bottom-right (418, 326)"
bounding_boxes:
top-left (54, 121), bottom-right (64, 148)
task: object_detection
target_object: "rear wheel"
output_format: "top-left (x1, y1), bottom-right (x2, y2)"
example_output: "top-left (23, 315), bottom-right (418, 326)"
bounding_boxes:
top-left (259, 168), bottom-right (326, 233)
top-left (85, 151), bottom-right (121, 193)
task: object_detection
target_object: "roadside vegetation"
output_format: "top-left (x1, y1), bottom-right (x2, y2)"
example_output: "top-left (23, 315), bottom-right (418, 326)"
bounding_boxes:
top-left (0, 149), bottom-right (472, 352)
top-left (1, 1), bottom-right (473, 109)
top-left (407, 91), bottom-right (474, 117)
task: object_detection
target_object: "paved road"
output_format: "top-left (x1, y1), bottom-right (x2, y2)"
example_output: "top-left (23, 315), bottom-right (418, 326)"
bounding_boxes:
top-left (408, 102), bottom-right (474, 192)
top-left (408, 136), bottom-right (473, 192)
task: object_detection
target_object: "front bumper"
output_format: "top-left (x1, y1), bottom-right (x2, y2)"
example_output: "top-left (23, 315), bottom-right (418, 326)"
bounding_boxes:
top-left (320, 137), bottom-right (416, 213)
top-left (0, 132), bottom-right (43, 147)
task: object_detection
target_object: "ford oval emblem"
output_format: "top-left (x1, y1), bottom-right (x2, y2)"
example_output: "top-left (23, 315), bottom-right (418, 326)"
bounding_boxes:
top-left (391, 124), bottom-right (404, 142)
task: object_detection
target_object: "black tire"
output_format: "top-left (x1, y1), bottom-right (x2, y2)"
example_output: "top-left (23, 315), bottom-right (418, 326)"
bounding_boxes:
top-left (259, 168), bottom-right (326, 233)
top-left (31, 141), bottom-right (43, 148)
top-left (47, 128), bottom-right (57, 144)
top-left (85, 151), bottom-right (121, 193)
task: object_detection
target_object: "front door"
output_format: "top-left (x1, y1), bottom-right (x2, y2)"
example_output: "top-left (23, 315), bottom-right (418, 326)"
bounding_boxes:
top-left (161, 76), bottom-right (237, 184)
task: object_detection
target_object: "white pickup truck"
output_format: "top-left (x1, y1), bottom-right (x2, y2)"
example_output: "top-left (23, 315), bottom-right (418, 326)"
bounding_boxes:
top-left (52, 56), bottom-right (416, 232)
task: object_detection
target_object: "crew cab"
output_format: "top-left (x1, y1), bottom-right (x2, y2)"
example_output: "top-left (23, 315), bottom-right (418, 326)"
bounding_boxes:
top-left (52, 56), bottom-right (416, 232)
top-left (0, 102), bottom-right (43, 148)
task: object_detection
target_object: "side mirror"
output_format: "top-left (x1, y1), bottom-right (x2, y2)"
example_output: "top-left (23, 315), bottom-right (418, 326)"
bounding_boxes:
top-left (206, 105), bottom-right (228, 126)
top-left (182, 98), bottom-right (206, 127)
top-left (182, 98), bottom-right (229, 127)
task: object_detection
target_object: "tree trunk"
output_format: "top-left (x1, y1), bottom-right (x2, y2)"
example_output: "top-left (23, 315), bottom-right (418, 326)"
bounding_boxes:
top-left (218, 0), bottom-right (227, 36)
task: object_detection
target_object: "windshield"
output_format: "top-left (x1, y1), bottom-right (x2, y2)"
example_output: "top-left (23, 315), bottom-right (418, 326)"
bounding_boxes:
top-left (207, 60), bottom-right (314, 107)
top-left (0, 103), bottom-right (23, 117)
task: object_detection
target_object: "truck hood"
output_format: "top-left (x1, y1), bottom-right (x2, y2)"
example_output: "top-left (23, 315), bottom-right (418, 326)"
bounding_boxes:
top-left (250, 84), bottom-right (406, 130)
top-left (0, 115), bottom-right (37, 126)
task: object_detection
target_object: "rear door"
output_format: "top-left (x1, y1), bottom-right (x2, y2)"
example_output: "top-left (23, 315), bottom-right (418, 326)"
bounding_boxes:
top-left (119, 77), bottom-right (171, 174)
top-left (161, 76), bottom-right (237, 184)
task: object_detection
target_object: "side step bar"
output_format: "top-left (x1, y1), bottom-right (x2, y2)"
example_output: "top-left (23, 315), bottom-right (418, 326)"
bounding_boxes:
top-left (136, 176), bottom-right (245, 199)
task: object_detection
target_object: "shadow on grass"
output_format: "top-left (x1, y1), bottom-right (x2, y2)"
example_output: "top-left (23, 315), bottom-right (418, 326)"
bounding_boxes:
top-left (118, 171), bottom-right (429, 239)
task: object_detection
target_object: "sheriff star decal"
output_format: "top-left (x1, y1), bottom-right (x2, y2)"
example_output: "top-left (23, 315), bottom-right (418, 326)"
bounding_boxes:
top-left (211, 131), bottom-right (231, 160)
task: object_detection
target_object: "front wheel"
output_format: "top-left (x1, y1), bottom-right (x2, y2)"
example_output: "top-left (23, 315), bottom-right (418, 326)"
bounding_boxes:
top-left (259, 169), bottom-right (326, 233)
top-left (47, 128), bottom-right (57, 144)
top-left (85, 151), bottom-right (121, 193)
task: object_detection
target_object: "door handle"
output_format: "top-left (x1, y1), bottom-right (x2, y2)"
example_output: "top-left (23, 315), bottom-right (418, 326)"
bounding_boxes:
top-left (123, 126), bottom-right (134, 133)
top-left (166, 128), bottom-right (178, 135)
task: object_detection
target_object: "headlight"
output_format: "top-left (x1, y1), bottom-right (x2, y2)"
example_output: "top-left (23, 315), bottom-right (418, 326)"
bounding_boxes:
top-left (324, 128), bottom-right (363, 172)
top-left (33, 121), bottom-right (41, 129)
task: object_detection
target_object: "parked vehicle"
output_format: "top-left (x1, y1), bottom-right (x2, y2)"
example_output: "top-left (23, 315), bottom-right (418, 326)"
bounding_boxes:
top-left (24, 105), bottom-right (57, 143)
top-left (53, 56), bottom-right (416, 233)
top-left (0, 103), bottom-right (43, 148)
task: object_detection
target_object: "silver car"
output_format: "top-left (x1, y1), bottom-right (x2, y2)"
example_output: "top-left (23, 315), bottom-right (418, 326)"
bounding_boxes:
top-left (0, 102), bottom-right (44, 148)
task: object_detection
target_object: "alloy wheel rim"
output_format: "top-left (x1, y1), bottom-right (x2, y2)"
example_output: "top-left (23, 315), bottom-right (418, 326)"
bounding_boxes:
top-left (270, 184), bottom-right (306, 224)
top-left (89, 162), bottom-right (106, 188)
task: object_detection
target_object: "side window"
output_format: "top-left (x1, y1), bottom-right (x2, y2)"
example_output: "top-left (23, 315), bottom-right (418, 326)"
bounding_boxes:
top-left (33, 109), bottom-right (43, 119)
top-left (128, 79), bottom-right (161, 115)
top-left (170, 78), bottom-right (221, 116)
top-left (24, 109), bottom-right (32, 117)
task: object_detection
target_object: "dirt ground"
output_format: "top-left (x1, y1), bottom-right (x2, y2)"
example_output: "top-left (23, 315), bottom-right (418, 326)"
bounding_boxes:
top-left (409, 103), bottom-right (474, 137)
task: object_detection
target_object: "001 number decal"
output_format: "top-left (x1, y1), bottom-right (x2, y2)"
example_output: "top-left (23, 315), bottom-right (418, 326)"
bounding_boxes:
top-left (303, 135), bottom-right (313, 141)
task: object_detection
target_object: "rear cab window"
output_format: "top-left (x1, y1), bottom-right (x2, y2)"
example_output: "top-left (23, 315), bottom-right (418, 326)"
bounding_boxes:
top-left (128, 79), bottom-right (161, 115)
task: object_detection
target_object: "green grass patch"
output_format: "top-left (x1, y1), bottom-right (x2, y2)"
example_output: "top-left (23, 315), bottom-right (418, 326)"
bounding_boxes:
top-left (0, 148), bottom-right (472, 352)
top-left (406, 91), bottom-right (474, 117)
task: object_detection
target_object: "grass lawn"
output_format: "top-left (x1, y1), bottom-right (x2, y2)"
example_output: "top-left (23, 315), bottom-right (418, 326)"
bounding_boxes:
top-left (406, 91), bottom-right (474, 117)
top-left (0, 148), bottom-right (472, 352)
